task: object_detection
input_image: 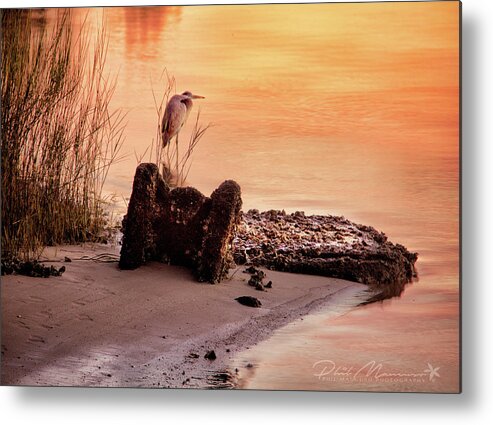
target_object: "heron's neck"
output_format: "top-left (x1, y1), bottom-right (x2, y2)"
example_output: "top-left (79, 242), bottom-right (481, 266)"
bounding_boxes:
top-left (182, 98), bottom-right (193, 110)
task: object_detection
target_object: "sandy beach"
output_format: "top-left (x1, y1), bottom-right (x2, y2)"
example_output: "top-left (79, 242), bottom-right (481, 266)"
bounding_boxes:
top-left (1, 243), bottom-right (371, 388)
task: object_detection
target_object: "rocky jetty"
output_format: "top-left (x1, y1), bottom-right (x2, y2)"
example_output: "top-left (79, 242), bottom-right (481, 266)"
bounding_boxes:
top-left (119, 164), bottom-right (417, 294)
top-left (119, 163), bottom-right (242, 284)
top-left (234, 210), bottom-right (418, 295)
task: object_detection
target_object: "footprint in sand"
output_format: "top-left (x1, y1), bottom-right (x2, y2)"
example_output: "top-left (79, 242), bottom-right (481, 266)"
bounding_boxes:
top-left (28, 334), bottom-right (46, 344)
top-left (41, 323), bottom-right (54, 330)
top-left (40, 310), bottom-right (53, 319)
top-left (77, 313), bottom-right (94, 322)
top-left (82, 275), bottom-right (96, 282)
top-left (29, 295), bottom-right (45, 302)
top-left (18, 321), bottom-right (31, 330)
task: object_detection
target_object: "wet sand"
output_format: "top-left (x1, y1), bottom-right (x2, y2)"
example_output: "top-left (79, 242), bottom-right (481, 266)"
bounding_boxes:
top-left (1, 244), bottom-right (371, 388)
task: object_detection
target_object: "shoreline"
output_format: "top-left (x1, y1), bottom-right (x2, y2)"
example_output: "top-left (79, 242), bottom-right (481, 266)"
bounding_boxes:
top-left (1, 243), bottom-right (372, 388)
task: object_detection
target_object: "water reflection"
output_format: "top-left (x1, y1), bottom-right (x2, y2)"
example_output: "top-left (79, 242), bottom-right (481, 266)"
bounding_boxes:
top-left (233, 281), bottom-right (459, 392)
top-left (122, 7), bottom-right (181, 59)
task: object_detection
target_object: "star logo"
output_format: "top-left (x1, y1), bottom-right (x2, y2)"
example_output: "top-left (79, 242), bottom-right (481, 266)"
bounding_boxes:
top-left (424, 363), bottom-right (440, 381)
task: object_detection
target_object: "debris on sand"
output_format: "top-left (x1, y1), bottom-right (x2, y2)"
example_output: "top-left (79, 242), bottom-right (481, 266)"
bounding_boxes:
top-left (1, 258), bottom-right (65, 278)
top-left (204, 350), bottom-right (217, 360)
top-left (235, 296), bottom-right (262, 308)
top-left (245, 266), bottom-right (269, 291)
top-left (243, 266), bottom-right (266, 279)
top-left (207, 371), bottom-right (236, 388)
top-left (254, 282), bottom-right (265, 291)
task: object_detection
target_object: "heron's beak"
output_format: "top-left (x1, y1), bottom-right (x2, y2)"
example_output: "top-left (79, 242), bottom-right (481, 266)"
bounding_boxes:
top-left (192, 94), bottom-right (205, 99)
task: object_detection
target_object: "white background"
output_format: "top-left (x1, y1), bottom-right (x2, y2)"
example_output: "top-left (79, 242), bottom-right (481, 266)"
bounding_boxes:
top-left (1, 0), bottom-right (491, 423)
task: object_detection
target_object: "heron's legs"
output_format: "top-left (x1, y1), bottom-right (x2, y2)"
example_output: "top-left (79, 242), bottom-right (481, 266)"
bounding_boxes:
top-left (175, 134), bottom-right (179, 184)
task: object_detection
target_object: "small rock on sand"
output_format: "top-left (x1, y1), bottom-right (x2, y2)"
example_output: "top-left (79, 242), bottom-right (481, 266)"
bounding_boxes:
top-left (235, 296), bottom-right (262, 308)
top-left (254, 282), bottom-right (265, 291)
top-left (243, 266), bottom-right (266, 279)
top-left (204, 350), bottom-right (217, 360)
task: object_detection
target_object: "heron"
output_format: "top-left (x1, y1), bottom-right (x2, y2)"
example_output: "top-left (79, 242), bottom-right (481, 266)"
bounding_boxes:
top-left (161, 91), bottom-right (205, 149)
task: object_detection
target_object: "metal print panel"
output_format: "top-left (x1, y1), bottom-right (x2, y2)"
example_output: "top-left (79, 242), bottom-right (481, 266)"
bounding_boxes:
top-left (1, 1), bottom-right (460, 393)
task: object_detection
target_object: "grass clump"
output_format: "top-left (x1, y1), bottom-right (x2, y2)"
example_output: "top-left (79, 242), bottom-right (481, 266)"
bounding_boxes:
top-left (1, 9), bottom-right (125, 260)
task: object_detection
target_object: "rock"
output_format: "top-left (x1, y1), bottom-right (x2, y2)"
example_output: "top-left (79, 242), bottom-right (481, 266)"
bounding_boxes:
top-left (248, 275), bottom-right (261, 287)
top-left (119, 163), bottom-right (242, 284)
top-left (243, 266), bottom-right (265, 279)
top-left (265, 281), bottom-right (273, 288)
top-left (245, 266), bottom-right (268, 291)
top-left (64, 256), bottom-right (72, 262)
top-left (235, 296), bottom-right (262, 308)
top-left (196, 180), bottom-right (243, 283)
top-left (233, 210), bottom-right (418, 299)
top-left (204, 350), bottom-right (216, 360)
top-left (254, 282), bottom-right (265, 291)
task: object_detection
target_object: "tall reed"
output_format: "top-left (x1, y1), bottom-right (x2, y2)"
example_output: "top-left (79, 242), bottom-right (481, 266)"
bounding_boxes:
top-left (1, 9), bottom-right (125, 260)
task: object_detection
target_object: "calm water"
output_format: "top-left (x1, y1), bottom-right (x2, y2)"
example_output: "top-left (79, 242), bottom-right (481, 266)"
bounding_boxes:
top-left (62, 3), bottom-right (459, 392)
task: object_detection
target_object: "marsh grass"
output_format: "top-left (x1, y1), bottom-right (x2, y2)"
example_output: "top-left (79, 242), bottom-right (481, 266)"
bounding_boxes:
top-left (146, 70), bottom-right (210, 187)
top-left (1, 10), bottom-right (125, 260)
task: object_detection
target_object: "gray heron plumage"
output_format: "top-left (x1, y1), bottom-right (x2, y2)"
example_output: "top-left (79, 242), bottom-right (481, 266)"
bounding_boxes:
top-left (161, 91), bottom-right (205, 148)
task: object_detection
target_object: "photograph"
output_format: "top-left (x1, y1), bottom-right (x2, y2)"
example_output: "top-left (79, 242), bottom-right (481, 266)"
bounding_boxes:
top-left (1, 1), bottom-right (460, 393)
